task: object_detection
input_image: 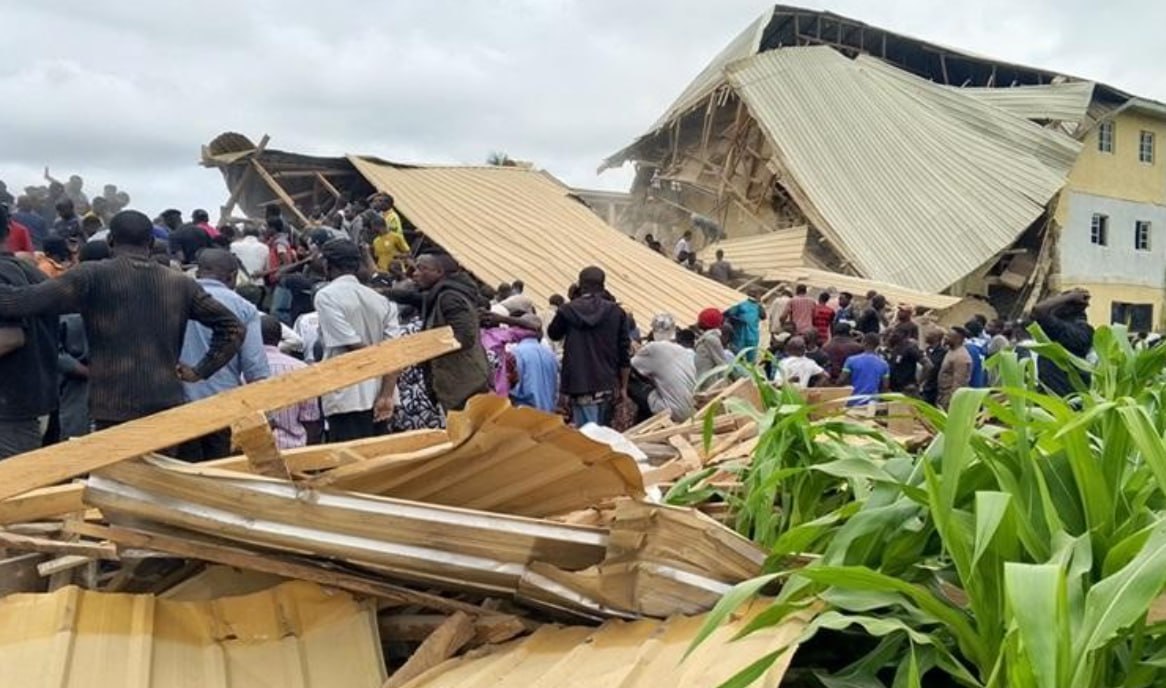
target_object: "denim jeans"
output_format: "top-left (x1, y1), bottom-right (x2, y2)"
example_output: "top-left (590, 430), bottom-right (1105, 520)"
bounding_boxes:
top-left (570, 400), bottom-right (613, 428)
top-left (0, 418), bottom-right (42, 459)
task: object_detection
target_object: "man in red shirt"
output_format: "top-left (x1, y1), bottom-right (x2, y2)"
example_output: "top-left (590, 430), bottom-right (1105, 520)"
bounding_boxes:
top-left (781, 284), bottom-right (816, 335)
top-left (811, 291), bottom-right (835, 343)
top-left (5, 218), bottom-right (33, 254)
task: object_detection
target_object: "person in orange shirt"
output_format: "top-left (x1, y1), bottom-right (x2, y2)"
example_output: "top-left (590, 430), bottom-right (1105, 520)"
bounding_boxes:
top-left (35, 236), bottom-right (73, 278)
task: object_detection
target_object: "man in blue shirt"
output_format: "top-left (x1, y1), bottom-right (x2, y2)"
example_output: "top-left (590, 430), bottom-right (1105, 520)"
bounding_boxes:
top-left (178, 248), bottom-right (269, 461)
top-left (963, 319), bottom-right (988, 388)
top-left (724, 287), bottom-right (767, 363)
top-left (840, 332), bottom-right (890, 405)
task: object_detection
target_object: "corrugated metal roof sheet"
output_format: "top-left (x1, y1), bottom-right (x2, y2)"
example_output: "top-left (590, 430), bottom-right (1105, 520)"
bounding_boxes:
top-left (395, 600), bottom-right (804, 688)
top-left (697, 227), bottom-right (807, 276)
top-left (349, 157), bottom-right (744, 322)
top-left (726, 47), bottom-right (1073, 292)
top-left (0, 581), bottom-right (384, 688)
top-left (955, 81), bottom-right (1095, 124)
top-left (765, 267), bottom-right (962, 310)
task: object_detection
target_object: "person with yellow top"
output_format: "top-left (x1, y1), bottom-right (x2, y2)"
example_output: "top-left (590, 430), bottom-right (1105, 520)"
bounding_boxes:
top-left (372, 193), bottom-right (405, 235)
top-left (370, 215), bottom-right (409, 271)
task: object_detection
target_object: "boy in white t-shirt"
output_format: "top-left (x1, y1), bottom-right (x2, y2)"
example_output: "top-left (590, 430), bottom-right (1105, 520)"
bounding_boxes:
top-left (773, 336), bottom-right (826, 389)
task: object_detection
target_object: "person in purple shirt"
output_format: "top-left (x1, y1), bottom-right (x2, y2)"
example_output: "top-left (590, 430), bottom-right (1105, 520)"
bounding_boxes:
top-left (840, 332), bottom-right (890, 406)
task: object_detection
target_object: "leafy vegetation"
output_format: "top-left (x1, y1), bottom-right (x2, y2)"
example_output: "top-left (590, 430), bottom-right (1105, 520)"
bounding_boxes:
top-left (690, 325), bottom-right (1166, 687)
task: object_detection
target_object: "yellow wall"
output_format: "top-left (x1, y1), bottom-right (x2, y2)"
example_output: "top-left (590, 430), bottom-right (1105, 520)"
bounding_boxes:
top-left (1067, 110), bottom-right (1166, 204)
top-left (1055, 280), bottom-right (1163, 330)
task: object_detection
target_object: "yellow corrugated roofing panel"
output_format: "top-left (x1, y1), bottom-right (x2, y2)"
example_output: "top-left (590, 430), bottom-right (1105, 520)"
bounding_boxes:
top-left (956, 81), bottom-right (1095, 124)
top-left (0, 581), bottom-right (385, 688)
top-left (396, 600), bottom-right (804, 688)
top-left (727, 46), bottom-right (1075, 293)
top-left (697, 227), bottom-right (807, 276)
top-left (349, 157), bottom-right (744, 323)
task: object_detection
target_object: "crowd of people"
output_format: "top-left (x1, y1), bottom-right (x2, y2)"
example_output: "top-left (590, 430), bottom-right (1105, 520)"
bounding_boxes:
top-left (0, 180), bottom-right (1106, 461)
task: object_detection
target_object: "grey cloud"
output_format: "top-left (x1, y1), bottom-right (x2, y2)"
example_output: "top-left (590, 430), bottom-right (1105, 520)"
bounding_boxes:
top-left (1, 0), bottom-right (1163, 214)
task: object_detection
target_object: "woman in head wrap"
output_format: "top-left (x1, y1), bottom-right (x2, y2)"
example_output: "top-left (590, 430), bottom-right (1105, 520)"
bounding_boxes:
top-left (693, 308), bottom-right (729, 382)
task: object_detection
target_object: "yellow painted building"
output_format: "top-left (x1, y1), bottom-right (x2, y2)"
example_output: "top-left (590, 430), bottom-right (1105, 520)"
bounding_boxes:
top-left (1053, 100), bottom-right (1166, 331)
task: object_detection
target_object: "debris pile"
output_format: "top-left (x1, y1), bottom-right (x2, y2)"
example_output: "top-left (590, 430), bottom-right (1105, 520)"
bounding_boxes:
top-left (0, 327), bottom-right (831, 686)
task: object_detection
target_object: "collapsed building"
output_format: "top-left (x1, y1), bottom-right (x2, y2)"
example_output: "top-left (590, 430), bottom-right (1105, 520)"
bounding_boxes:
top-left (200, 133), bottom-right (743, 323)
top-left (602, 5), bottom-right (1166, 327)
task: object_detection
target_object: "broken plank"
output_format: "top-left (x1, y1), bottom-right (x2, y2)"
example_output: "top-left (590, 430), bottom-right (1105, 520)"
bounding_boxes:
top-left (0, 327), bottom-right (459, 501)
top-left (379, 613), bottom-right (526, 647)
top-left (71, 522), bottom-right (505, 618)
top-left (230, 412), bottom-right (288, 479)
top-left (631, 414), bottom-right (743, 444)
top-left (0, 483), bottom-right (87, 525)
top-left (0, 531), bottom-right (117, 560)
top-left (38, 555), bottom-right (92, 577)
top-left (0, 430), bottom-right (450, 526)
top-left (383, 612), bottom-right (476, 688)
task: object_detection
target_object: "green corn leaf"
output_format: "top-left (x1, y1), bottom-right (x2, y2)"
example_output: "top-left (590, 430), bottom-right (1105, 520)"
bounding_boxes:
top-left (972, 492), bottom-right (1012, 572)
top-left (1118, 406), bottom-right (1166, 498)
top-left (686, 573), bottom-right (783, 657)
top-left (891, 645), bottom-right (922, 688)
top-left (716, 648), bottom-right (789, 688)
top-left (1004, 563), bottom-right (1068, 688)
top-left (1072, 521), bottom-right (1166, 684)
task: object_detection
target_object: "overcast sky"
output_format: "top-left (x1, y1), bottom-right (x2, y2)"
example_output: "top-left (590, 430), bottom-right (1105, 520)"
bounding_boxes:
top-left (2, 0), bottom-right (1163, 215)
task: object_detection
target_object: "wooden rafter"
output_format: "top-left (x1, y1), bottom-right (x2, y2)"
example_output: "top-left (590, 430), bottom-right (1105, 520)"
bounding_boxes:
top-left (251, 158), bottom-right (311, 227)
top-left (218, 134), bottom-right (270, 224)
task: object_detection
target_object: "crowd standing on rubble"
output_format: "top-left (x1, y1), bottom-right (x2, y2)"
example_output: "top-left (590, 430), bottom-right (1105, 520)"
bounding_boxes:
top-left (0, 180), bottom-right (1133, 460)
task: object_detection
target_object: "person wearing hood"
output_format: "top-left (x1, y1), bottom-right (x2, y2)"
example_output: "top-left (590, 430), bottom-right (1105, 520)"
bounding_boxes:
top-left (547, 266), bottom-right (630, 427)
top-left (391, 251), bottom-right (490, 412)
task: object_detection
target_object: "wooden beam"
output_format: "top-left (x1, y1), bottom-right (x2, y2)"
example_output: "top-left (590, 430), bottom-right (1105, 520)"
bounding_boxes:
top-left (72, 522), bottom-right (504, 617)
top-left (219, 134), bottom-right (270, 224)
top-left (38, 555), bottom-right (91, 577)
top-left (940, 53), bottom-right (951, 85)
top-left (0, 483), bottom-right (87, 525)
top-left (0, 328), bottom-right (460, 501)
top-left (383, 612), bottom-right (476, 688)
top-left (315, 172), bottom-right (342, 200)
top-left (0, 531), bottom-right (116, 560)
top-left (230, 412), bottom-right (288, 479)
top-left (250, 157), bottom-right (311, 227)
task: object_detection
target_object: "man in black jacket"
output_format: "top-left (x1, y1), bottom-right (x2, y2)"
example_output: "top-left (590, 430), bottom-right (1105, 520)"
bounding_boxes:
top-left (547, 266), bottom-right (630, 427)
top-left (392, 251), bottom-right (490, 412)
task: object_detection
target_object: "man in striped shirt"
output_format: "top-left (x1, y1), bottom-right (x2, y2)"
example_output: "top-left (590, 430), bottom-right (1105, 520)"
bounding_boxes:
top-left (260, 315), bottom-right (322, 448)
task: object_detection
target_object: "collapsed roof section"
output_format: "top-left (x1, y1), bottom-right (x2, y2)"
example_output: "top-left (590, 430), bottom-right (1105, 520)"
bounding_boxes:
top-left (601, 4), bottom-right (1113, 297)
top-left (202, 135), bottom-right (744, 323)
top-left (724, 47), bottom-right (1078, 292)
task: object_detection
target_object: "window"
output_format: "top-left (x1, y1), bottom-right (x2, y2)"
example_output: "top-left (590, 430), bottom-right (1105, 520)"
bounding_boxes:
top-left (1098, 121), bottom-right (1115, 153)
top-left (1091, 213), bottom-right (1109, 246)
top-left (1136, 220), bottom-right (1152, 251)
top-left (1140, 130), bottom-right (1155, 163)
top-left (1112, 302), bottom-right (1153, 333)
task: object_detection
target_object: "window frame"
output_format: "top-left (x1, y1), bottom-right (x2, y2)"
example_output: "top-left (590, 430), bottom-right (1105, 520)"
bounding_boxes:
top-left (1135, 220), bottom-right (1152, 251)
top-left (1098, 121), bottom-right (1115, 153)
top-left (1139, 130), bottom-right (1155, 164)
top-left (1090, 213), bottom-right (1109, 246)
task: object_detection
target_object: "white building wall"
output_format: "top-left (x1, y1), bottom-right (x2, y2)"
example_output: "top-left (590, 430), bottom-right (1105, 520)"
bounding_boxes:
top-left (1059, 190), bottom-right (1166, 287)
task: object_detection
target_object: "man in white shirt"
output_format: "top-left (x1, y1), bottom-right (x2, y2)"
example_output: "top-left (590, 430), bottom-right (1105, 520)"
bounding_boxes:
top-left (631, 313), bottom-right (696, 422)
top-left (673, 230), bottom-right (693, 262)
top-left (313, 239), bottom-right (398, 440)
top-left (774, 336), bottom-right (826, 389)
top-left (230, 227), bottom-right (270, 285)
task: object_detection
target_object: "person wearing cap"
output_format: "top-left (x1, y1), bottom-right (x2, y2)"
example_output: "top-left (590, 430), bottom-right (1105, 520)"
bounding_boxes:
top-left (494, 295), bottom-right (558, 413)
top-left (631, 313), bottom-right (696, 422)
top-left (937, 326), bottom-right (973, 409)
top-left (547, 266), bottom-right (631, 427)
top-left (314, 239), bottom-right (399, 440)
top-left (694, 308), bottom-right (728, 380)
